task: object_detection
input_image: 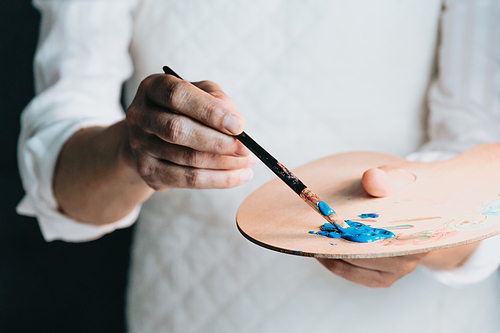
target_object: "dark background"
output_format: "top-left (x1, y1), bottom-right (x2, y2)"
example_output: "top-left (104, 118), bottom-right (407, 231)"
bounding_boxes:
top-left (0, 2), bottom-right (133, 332)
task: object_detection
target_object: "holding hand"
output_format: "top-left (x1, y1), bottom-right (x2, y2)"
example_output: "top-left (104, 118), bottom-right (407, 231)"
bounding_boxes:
top-left (317, 253), bottom-right (426, 288)
top-left (54, 73), bottom-right (257, 224)
top-left (125, 73), bottom-right (257, 191)
top-left (318, 165), bottom-right (479, 288)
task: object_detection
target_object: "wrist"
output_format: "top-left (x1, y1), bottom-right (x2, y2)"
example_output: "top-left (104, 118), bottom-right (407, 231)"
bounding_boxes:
top-left (53, 121), bottom-right (154, 225)
top-left (110, 120), bottom-right (155, 196)
top-left (113, 120), bottom-right (139, 173)
top-left (419, 242), bottom-right (480, 271)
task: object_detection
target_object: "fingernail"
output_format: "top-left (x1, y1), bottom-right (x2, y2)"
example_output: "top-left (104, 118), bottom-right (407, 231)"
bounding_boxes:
top-left (224, 115), bottom-right (241, 134)
top-left (240, 168), bottom-right (254, 183)
top-left (248, 154), bottom-right (259, 166)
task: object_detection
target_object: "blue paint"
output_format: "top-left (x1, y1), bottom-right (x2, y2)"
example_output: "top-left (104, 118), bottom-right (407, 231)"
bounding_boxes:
top-left (484, 211), bottom-right (500, 216)
top-left (313, 200), bottom-right (391, 242)
top-left (318, 201), bottom-right (335, 216)
top-left (479, 200), bottom-right (500, 216)
top-left (311, 221), bottom-right (394, 243)
top-left (358, 213), bottom-right (379, 219)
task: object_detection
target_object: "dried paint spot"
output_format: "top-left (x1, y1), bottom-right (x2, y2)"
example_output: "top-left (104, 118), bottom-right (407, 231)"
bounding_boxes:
top-left (479, 200), bottom-right (500, 216)
top-left (358, 213), bottom-right (379, 219)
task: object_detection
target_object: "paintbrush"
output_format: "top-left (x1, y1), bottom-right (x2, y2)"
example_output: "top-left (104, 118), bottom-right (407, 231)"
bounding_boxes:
top-left (162, 66), bottom-right (349, 229)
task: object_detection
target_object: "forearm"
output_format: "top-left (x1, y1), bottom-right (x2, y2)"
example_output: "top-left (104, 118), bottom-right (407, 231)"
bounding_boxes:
top-left (53, 120), bottom-right (154, 225)
top-left (419, 242), bottom-right (480, 271)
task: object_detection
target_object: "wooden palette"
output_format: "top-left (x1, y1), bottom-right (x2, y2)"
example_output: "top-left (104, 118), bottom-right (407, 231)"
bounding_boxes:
top-left (236, 145), bottom-right (500, 258)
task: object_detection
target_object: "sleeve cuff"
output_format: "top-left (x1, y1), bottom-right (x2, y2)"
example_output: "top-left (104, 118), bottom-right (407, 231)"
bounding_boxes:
top-left (17, 197), bottom-right (140, 242)
top-left (18, 116), bottom-right (141, 242)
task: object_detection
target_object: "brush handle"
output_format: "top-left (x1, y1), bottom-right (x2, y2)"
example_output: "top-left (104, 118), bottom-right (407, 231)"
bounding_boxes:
top-left (162, 66), bottom-right (306, 194)
top-left (238, 132), bottom-right (349, 228)
top-left (235, 133), bottom-right (348, 228)
top-left (236, 132), bottom-right (306, 195)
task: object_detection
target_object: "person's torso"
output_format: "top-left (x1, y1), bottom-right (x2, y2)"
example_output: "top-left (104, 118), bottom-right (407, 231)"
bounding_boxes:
top-left (124, 2), bottom-right (500, 332)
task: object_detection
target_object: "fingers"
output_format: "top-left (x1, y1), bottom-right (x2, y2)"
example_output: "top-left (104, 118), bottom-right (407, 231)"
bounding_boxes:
top-left (362, 165), bottom-right (416, 197)
top-left (136, 155), bottom-right (254, 191)
top-left (130, 131), bottom-right (258, 170)
top-left (341, 253), bottom-right (426, 272)
top-left (191, 80), bottom-right (237, 108)
top-left (317, 254), bottom-right (425, 288)
top-left (130, 106), bottom-right (250, 156)
top-left (318, 259), bottom-right (389, 288)
top-left (143, 74), bottom-right (245, 135)
top-left (126, 73), bottom-right (254, 191)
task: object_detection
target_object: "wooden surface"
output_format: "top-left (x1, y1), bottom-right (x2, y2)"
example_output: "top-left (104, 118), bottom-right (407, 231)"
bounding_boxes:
top-left (236, 146), bottom-right (500, 258)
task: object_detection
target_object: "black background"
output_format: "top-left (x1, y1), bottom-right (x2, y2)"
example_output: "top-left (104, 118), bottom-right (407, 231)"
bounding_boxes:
top-left (0, 2), bottom-right (133, 332)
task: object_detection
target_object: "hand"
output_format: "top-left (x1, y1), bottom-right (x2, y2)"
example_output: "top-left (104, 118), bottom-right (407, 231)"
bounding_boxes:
top-left (125, 73), bottom-right (257, 191)
top-left (317, 254), bottom-right (426, 288)
top-left (53, 73), bottom-right (257, 224)
top-left (318, 164), bottom-right (479, 288)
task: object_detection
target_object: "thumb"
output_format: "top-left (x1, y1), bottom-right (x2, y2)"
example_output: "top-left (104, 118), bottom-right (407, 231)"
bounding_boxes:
top-left (361, 166), bottom-right (416, 198)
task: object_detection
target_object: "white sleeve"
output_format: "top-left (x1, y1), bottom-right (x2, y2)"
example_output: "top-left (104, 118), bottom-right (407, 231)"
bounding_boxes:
top-left (17, 0), bottom-right (140, 242)
top-left (407, 0), bottom-right (500, 286)
top-left (422, 0), bottom-right (500, 154)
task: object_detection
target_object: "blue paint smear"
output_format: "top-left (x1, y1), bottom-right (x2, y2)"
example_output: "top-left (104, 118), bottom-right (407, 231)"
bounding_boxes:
top-left (311, 221), bottom-right (394, 243)
top-left (484, 211), bottom-right (500, 216)
top-left (479, 200), bottom-right (500, 216)
top-left (358, 213), bottom-right (379, 219)
top-left (318, 201), bottom-right (335, 216)
top-left (312, 200), bottom-right (391, 242)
